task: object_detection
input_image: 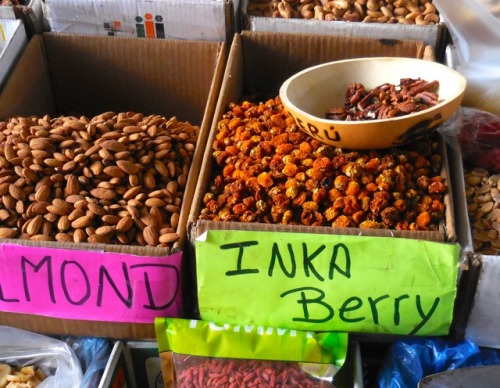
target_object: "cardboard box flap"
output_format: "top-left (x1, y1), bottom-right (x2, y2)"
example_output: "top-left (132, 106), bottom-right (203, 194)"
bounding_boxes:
top-left (41, 33), bottom-right (224, 124)
top-left (0, 34), bottom-right (55, 119)
top-left (239, 31), bottom-right (429, 103)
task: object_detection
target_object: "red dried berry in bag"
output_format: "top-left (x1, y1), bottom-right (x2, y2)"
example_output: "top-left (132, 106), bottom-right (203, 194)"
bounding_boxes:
top-left (458, 108), bottom-right (500, 172)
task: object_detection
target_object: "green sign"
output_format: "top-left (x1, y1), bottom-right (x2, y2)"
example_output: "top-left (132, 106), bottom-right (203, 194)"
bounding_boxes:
top-left (195, 230), bottom-right (460, 336)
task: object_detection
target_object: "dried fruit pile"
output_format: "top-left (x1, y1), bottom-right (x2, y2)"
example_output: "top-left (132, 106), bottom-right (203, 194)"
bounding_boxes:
top-left (199, 97), bottom-right (447, 231)
top-left (0, 111), bottom-right (199, 247)
top-left (172, 356), bottom-right (332, 388)
top-left (0, 363), bottom-right (46, 388)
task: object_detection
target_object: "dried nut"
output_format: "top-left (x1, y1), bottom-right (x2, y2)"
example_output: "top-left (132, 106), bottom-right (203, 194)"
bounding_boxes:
top-left (0, 112), bottom-right (199, 247)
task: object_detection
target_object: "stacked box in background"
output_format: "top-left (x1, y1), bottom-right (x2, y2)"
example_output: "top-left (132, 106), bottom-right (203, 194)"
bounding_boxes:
top-left (42, 0), bottom-right (234, 42)
top-left (0, 0), bottom-right (43, 36)
top-left (0, 18), bottom-right (27, 88)
top-left (240, 0), bottom-right (448, 61)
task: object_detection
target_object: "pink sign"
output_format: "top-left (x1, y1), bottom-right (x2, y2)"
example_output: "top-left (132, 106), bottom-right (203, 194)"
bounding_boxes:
top-left (0, 243), bottom-right (183, 323)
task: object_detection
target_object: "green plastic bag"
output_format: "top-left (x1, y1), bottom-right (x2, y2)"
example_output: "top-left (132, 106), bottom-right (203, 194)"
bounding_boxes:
top-left (155, 318), bottom-right (348, 387)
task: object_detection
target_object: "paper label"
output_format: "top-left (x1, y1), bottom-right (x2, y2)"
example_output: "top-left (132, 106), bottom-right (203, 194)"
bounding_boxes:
top-left (196, 230), bottom-right (460, 336)
top-left (0, 243), bottom-right (183, 323)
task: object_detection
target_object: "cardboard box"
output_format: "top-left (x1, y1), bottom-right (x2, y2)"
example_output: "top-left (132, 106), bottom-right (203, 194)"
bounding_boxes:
top-left (240, 0), bottom-right (448, 61)
top-left (99, 341), bottom-right (135, 388)
top-left (189, 31), bottom-right (456, 244)
top-left (125, 341), bottom-right (162, 388)
top-left (0, 32), bottom-right (227, 339)
top-left (446, 138), bottom-right (500, 348)
top-left (0, 0), bottom-right (43, 36)
top-left (187, 31), bottom-right (460, 337)
top-left (43, 0), bottom-right (233, 42)
top-left (0, 19), bottom-right (27, 89)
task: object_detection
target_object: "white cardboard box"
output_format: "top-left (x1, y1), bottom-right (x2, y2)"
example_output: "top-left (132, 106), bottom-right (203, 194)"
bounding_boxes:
top-left (240, 0), bottom-right (447, 56)
top-left (0, 0), bottom-right (43, 35)
top-left (43, 0), bottom-right (233, 41)
top-left (0, 19), bottom-right (27, 89)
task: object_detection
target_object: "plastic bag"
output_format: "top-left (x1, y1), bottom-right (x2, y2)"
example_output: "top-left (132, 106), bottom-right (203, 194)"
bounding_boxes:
top-left (456, 107), bottom-right (500, 172)
top-left (378, 337), bottom-right (500, 388)
top-left (155, 318), bottom-right (348, 388)
top-left (0, 326), bottom-right (83, 388)
top-left (434, 0), bottom-right (500, 116)
top-left (63, 337), bottom-right (112, 388)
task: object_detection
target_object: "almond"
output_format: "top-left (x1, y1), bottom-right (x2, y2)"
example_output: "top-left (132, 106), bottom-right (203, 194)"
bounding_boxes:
top-left (116, 160), bottom-right (140, 175)
top-left (95, 225), bottom-right (116, 236)
top-left (71, 215), bottom-right (94, 229)
top-left (101, 140), bottom-right (126, 153)
top-left (0, 227), bottom-right (18, 238)
top-left (123, 186), bottom-right (143, 200)
top-left (90, 188), bottom-right (117, 200)
top-left (26, 215), bottom-right (43, 235)
top-left (103, 166), bottom-right (125, 178)
top-left (154, 160), bottom-right (169, 177)
top-left (0, 209), bottom-right (10, 221)
top-left (35, 185), bottom-right (51, 202)
top-left (66, 175), bottom-right (80, 195)
top-left (143, 225), bottom-right (159, 246)
top-left (116, 216), bottom-right (134, 233)
top-left (29, 138), bottom-right (53, 151)
top-left (55, 232), bottom-right (73, 242)
top-left (9, 184), bottom-right (26, 201)
top-left (57, 215), bottom-right (71, 231)
top-left (159, 233), bottom-right (179, 244)
top-left (145, 198), bottom-right (165, 208)
top-left (88, 202), bottom-right (106, 216)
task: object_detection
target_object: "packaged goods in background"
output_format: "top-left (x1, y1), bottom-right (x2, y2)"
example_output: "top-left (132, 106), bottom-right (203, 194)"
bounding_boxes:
top-left (241, 0), bottom-right (446, 58)
top-left (155, 318), bottom-right (348, 388)
top-left (0, 326), bottom-right (83, 387)
top-left (43, 0), bottom-right (232, 41)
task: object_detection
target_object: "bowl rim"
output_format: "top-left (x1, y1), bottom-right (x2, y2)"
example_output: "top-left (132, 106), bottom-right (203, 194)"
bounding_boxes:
top-left (279, 56), bottom-right (468, 126)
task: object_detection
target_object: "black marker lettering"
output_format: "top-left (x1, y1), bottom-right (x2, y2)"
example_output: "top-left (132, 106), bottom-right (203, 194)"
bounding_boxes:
top-left (97, 262), bottom-right (132, 308)
top-left (339, 296), bottom-right (364, 323)
top-left (60, 260), bottom-right (90, 306)
top-left (323, 129), bottom-right (341, 141)
top-left (21, 256), bottom-right (55, 303)
top-left (409, 295), bottom-right (440, 335)
top-left (368, 294), bottom-right (390, 324)
top-left (269, 243), bottom-right (296, 278)
top-left (329, 243), bottom-right (351, 280)
top-left (221, 241), bottom-right (259, 276)
top-left (280, 287), bottom-right (334, 323)
top-left (307, 122), bottom-right (319, 134)
top-left (0, 284), bottom-right (19, 302)
top-left (303, 243), bottom-right (326, 281)
top-left (131, 263), bottom-right (179, 310)
top-left (394, 294), bottom-right (410, 325)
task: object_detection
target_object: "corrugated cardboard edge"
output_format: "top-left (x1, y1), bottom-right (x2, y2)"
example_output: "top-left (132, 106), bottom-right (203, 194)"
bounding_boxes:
top-left (188, 31), bottom-right (454, 246)
top-left (0, 19), bottom-right (28, 90)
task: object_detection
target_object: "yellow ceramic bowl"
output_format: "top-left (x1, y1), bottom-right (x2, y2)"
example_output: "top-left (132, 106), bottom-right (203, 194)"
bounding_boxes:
top-left (279, 57), bottom-right (467, 150)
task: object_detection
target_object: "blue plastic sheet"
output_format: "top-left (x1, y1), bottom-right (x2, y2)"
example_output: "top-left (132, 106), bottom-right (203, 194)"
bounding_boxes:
top-left (378, 338), bottom-right (500, 388)
top-left (63, 337), bottom-right (112, 388)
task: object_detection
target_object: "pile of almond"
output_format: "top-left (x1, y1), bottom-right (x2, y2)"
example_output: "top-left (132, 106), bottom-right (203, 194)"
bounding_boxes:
top-left (0, 111), bottom-right (199, 247)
